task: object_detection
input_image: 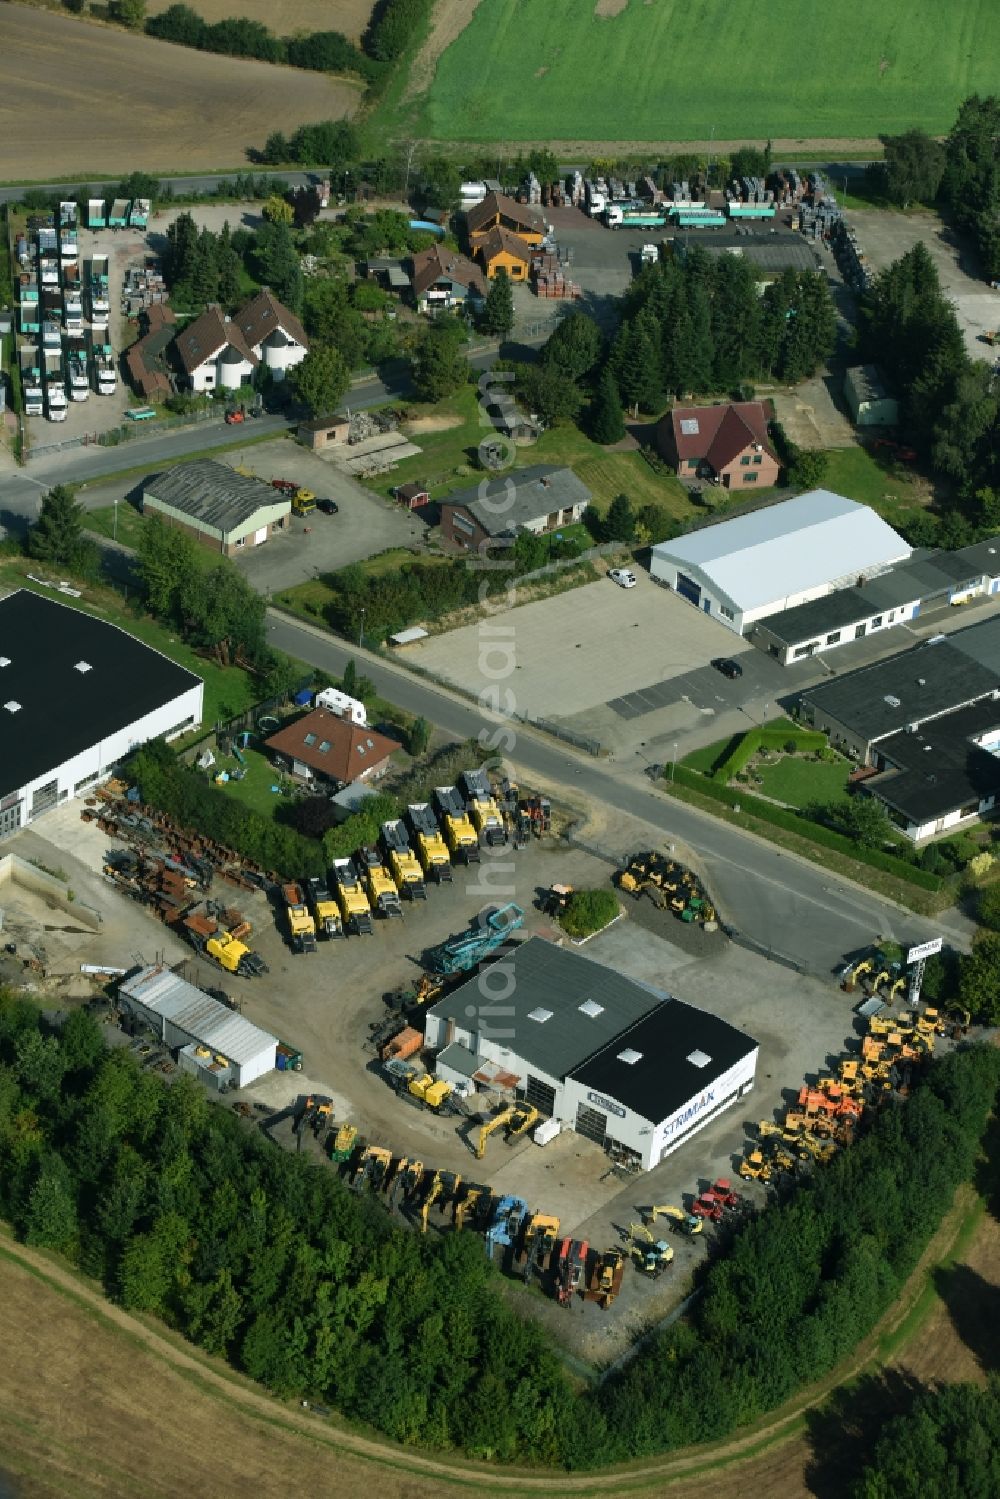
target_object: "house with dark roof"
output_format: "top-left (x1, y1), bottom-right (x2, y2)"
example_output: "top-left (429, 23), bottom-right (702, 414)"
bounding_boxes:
top-left (263, 707), bottom-right (400, 788)
top-left (475, 225), bottom-right (535, 281)
top-left (233, 288), bottom-right (309, 382)
top-left (438, 465), bottom-right (591, 550)
top-left (142, 459), bottom-right (290, 555)
top-left (125, 304), bottom-right (176, 400)
top-left (658, 400), bottom-right (779, 489)
top-left (424, 937), bottom-right (758, 1171)
top-left (0, 589), bottom-right (203, 836)
top-left (863, 699), bottom-right (1000, 841)
top-left (173, 304), bottom-right (257, 394)
top-left (465, 191), bottom-right (545, 246)
top-left (409, 244), bottom-right (486, 313)
top-left (799, 625), bottom-right (1000, 764)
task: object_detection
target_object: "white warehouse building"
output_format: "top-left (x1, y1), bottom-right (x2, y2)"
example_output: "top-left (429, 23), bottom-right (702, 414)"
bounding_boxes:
top-left (650, 490), bottom-right (911, 637)
top-left (119, 965), bottom-right (278, 1089)
top-left (425, 938), bottom-right (758, 1172)
top-left (0, 590), bottom-right (203, 838)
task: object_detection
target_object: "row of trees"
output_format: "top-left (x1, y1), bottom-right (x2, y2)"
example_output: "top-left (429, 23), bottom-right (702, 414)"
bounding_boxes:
top-left (147, 4), bottom-right (373, 75)
top-left (1, 987), bottom-right (994, 1469)
top-left (129, 740), bottom-right (323, 879)
top-left (611, 249), bottom-right (837, 412)
top-left (870, 96), bottom-right (1000, 279)
top-left (858, 241), bottom-right (999, 505)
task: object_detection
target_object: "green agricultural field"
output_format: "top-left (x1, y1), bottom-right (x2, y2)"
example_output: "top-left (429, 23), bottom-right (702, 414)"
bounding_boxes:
top-left (412, 0), bottom-right (1000, 144)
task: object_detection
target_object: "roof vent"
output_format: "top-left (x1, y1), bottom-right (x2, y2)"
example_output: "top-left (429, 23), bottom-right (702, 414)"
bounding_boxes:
top-left (579, 998), bottom-right (604, 1018)
top-left (3, 701), bottom-right (21, 713)
top-left (884, 694), bottom-right (901, 708)
top-left (687, 1049), bottom-right (711, 1068)
top-left (917, 677), bottom-right (926, 687)
top-left (617, 1048), bottom-right (643, 1065)
top-left (528, 1007), bottom-right (553, 1023)
top-left (74, 660), bottom-right (92, 673)
top-left (0, 657), bottom-right (9, 668)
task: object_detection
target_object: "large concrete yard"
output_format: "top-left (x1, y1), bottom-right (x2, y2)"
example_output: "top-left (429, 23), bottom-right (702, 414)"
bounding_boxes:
top-left (15, 790), bottom-right (887, 1363)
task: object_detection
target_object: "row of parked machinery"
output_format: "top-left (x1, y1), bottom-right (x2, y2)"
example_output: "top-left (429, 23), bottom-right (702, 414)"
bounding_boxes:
top-left (615, 851), bottom-right (717, 925)
top-left (278, 771), bottom-right (549, 952)
top-left (737, 1000), bottom-right (960, 1185)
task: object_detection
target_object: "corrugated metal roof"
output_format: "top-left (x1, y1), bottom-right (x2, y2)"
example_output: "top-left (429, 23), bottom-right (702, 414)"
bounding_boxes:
top-left (120, 965), bottom-right (276, 1067)
top-left (143, 460), bottom-right (289, 537)
top-left (652, 491), bottom-right (910, 614)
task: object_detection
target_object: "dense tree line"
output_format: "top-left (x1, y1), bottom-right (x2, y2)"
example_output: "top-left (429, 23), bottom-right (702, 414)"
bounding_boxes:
top-left (164, 210), bottom-right (303, 315)
top-left (0, 992), bottom-right (575, 1460)
top-left (854, 1378), bottom-right (1000, 1497)
top-left (317, 533), bottom-right (592, 643)
top-left (594, 1043), bottom-right (1000, 1463)
top-left (941, 96), bottom-right (1000, 280)
top-left (0, 992), bottom-right (993, 1468)
top-left (858, 241), bottom-right (999, 504)
top-left (129, 740), bottom-right (323, 878)
top-left (363, 0), bottom-right (432, 65)
top-left (610, 249), bottom-right (837, 411)
top-left (146, 5), bottom-right (374, 76)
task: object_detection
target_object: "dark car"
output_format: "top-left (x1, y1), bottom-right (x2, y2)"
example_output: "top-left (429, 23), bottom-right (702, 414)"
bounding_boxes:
top-left (317, 498), bottom-right (339, 515)
top-left (712, 657), bottom-right (743, 680)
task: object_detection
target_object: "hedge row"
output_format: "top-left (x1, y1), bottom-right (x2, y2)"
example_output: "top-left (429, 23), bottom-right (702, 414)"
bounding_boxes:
top-left (671, 765), bottom-right (944, 890)
top-left (710, 725), bottom-right (827, 781)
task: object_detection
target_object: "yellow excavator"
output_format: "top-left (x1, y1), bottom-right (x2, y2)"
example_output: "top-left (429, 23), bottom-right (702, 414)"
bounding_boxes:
top-left (454, 1183), bottom-right (490, 1231)
top-left (841, 957), bottom-right (873, 993)
top-left (645, 1203), bottom-right (703, 1234)
top-left (475, 1103), bottom-right (540, 1159)
top-left (738, 1148), bottom-right (773, 1182)
top-left (627, 1222), bottom-right (674, 1275)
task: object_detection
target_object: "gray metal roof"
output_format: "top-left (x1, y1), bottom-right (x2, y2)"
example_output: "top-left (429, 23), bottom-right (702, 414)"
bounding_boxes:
top-left (673, 231), bottom-right (818, 273)
top-left (758, 549), bottom-right (971, 647)
top-left (652, 491), bottom-right (910, 614)
top-left (868, 699), bottom-right (1000, 824)
top-left (143, 460), bottom-right (289, 537)
top-left (435, 1041), bottom-right (479, 1078)
top-left (948, 615), bottom-right (1000, 677)
top-left (950, 536), bottom-right (1000, 585)
top-left (119, 964), bottom-right (277, 1067)
top-left (844, 364), bottom-right (893, 404)
top-left (442, 466), bottom-right (592, 537)
top-left (802, 637), bottom-right (1000, 745)
top-left (426, 937), bottom-right (661, 1079)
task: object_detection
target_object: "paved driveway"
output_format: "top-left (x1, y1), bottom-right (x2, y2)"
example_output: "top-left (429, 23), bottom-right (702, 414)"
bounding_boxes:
top-left (217, 438), bottom-right (430, 594)
top-left (406, 569), bottom-right (752, 721)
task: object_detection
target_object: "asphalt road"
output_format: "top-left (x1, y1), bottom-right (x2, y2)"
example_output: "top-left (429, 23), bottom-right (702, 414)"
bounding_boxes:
top-left (2, 345), bottom-right (504, 530)
top-left (265, 611), bottom-right (972, 977)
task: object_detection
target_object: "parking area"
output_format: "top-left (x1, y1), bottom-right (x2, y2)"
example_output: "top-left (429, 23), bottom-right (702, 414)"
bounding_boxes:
top-left (23, 793), bottom-right (897, 1362)
top-left (848, 207), bottom-right (1000, 360)
top-left (216, 438), bottom-right (431, 594)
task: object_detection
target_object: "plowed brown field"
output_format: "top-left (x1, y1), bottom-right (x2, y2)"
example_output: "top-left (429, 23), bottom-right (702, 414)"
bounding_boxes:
top-left (0, 7), bottom-right (361, 180)
top-left (0, 1187), bottom-right (995, 1499)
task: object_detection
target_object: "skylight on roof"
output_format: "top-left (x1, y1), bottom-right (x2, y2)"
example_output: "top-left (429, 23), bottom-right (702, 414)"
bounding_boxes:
top-left (4, 701), bottom-right (21, 713)
top-left (74, 660), bottom-right (92, 673)
top-left (687, 1049), bottom-right (711, 1068)
top-left (884, 694), bottom-right (901, 708)
top-left (0, 658), bottom-right (10, 668)
top-left (579, 998), bottom-right (604, 1018)
top-left (303, 733), bottom-right (317, 747)
top-left (318, 741), bottom-right (330, 753)
top-left (528, 1007), bottom-right (553, 1023)
top-left (617, 1048), bottom-right (643, 1065)
top-left (680, 417), bottom-right (700, 435)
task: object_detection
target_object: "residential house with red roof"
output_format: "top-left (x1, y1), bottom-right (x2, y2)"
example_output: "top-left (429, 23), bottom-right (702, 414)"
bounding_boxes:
top-left (657, 401), bottom-right (779, 490)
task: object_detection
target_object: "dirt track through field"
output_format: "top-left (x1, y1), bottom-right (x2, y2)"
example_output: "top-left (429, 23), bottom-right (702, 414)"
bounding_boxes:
top-left (0, 1184), bottom-right (994, 1499)
top-left (402, 0), bottom-right (483, 101)
top-left (0, 7), bottom-right (362, 179)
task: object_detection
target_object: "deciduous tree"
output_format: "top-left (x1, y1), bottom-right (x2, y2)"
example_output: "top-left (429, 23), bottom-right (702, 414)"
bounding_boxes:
top-left (290, 344), bottom-right (350, 418)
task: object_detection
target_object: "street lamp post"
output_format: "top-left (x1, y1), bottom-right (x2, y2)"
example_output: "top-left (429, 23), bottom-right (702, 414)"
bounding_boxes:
top-left (113, 497), bottom-right (119, 543)
top-left (670, 741), bottom-right (678, 782)
top-left (359, 607), bottom-right (366, 648)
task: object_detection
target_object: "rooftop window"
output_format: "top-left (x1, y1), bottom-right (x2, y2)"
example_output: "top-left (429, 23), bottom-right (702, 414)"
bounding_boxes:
top-left (528, 1007), bottom-right (553, 1023)
top-left (617, 1048), bottom-right (643, 1065)
top-left (579, 998), bottom-right (604, 1018)
top-left (303, 733), bottom-right (317, 747)
top-left (687, 1049), bottom-right (711, 1068)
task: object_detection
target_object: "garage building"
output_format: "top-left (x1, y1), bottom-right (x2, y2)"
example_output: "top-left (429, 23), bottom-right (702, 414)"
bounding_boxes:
top-left (650, 490), bottom-right (911, 637)
top-left (424, 938), bottom-right (758, 1171)
top-left (119, 964), bottom-right (277, 1089)
top-left (0, 589), bottom-right (203, 838)
top-left (142, 460), bottom-right (291, 557)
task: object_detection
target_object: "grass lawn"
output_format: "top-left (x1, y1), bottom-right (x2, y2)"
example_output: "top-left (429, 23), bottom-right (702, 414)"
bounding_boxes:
top-left (756, 753), bottom-right (851, 811)
top-left (399, 0), bottom-right (1000, 142)
top-left (384, 385), bottom-right (690, 523)
top-left (208, 744), bottom-right (299, 819)
top-left (681, 717), bottom-right (800, 774)
top-left (85, 503), bottom-right (149, 551)
top-left (820, 447), bottom-right (934, 536)
top-left (0, 554), bottom-right (260, 730)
